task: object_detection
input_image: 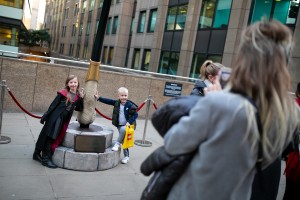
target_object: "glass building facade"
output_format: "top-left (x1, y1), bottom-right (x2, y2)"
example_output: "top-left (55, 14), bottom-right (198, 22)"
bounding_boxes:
top-left (44, 0), bottom-right (300, 85)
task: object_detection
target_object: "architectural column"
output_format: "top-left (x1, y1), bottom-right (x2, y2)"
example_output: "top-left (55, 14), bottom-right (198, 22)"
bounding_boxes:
top-left (177, 0), bottom-right (201, 77)
top-left (222, 0), bottom-right (251, 68)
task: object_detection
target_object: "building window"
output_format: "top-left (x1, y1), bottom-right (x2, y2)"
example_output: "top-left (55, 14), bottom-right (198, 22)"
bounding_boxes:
top-left (95, 20), bottom-right (99, 34)
top-left (75, 44), bottom-right (80, 58)
top-left (71, 24), bottom-right (76, 36)
top-left (83, 45), bottom-right (88, 59)
top-left (69, 44), bottom-right (74, 56)
top-left (82, 0), bottom-right (87, 13)
top-left (98, 0), bottom-right (103, 8)
top-left (0, 26), bottom-right (19, 47)
top-left (106, 17), bottom-right (112, 34)
top-left (158, 51), bottom-right (179, 75)
top-left (90, 0), bottom-right (95, 10)
top-left (102, 46), bottom-right (108, 63)
top-left (86, 22), bottom-right (91, 35)
top-left (107, 47), bottom-right (114, 65)
top-left (166, 7), bottom-right (176, 30)
top-left (176, 4), bottom-right (188, 30)
top-left (199, 0), bottom-right (232, 29)
top-left (125, 48), bottom-right (130, 67)
top-left (62, 26), bottom-right (66, 37)
top-left (132, 49), bottom-right (141, 69)
top-left (0, 0), bottom-right (23, 8)
top-left (74, 3), bottom-right (79, 16)
top-left (166, 4), bottom-right (188, 31)
top-left (147, 9), bottom-right (157, 32)
top-left (130, 17), bottom-right (134, 34)
top-left (112, 16), bottom-right (118, 34)
top-left (141, 49), bottom-right (151, 71)
top-left (250, 0), bottom-right (299, 25)
top-left (79, 23), bottom-right (83, 36)
top-left (59, 43), bottom-right (64, 54)
top-left (189, 54), bottom-right (222, 78)
top-left (137, 11), bottom-right (146, 33)
top-left (64, 8), bottom-right (69, 19)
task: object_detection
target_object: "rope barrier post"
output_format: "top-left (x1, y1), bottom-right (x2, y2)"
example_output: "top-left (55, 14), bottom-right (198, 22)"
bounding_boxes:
top-left (0, 80), bottom-right (11, 144)
top-left (134, 95), bottom-right (152, 147)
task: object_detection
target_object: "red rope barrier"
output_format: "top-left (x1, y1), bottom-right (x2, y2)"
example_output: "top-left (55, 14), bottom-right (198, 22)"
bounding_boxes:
top-left (95, 108), bottom-right (112, 120)
top-left (95, 101), bottom-right (146, 120)
top-left (137, 102), bottom-right (145, 111)
top-left (8, 87), bottom-right (155, 120)
top-left (7, 89), bottom-right (42, 119)
top-left (152, 102), bottom-right (158, 110)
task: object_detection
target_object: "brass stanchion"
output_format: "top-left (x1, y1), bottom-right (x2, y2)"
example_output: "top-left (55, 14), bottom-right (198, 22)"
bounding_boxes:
top-left (135, 95), bottom-right (152, 147)
top-left (0, 80), bottom-right (11, 144)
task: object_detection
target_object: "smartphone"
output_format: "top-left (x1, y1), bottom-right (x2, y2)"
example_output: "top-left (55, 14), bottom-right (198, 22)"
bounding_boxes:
top-left (220, 68), bottom-right (231, 89)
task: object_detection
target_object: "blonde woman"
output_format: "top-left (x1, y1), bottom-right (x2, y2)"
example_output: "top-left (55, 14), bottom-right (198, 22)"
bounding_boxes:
top-left (190, 60), bottom-right (224, 96)
top-left (163, 20), bottom-right (300, 200)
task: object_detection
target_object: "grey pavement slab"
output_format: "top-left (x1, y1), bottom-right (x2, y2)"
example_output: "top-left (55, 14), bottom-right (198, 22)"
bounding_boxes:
top-left (0, 112), bottom-right (162, 200)
top-left (0, 112), bottom-right (286, 200)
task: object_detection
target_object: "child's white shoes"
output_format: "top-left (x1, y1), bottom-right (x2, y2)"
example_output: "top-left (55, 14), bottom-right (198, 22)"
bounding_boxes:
top-left (112, 142), bottom-right (120, 151)
top-left (121, 156), bottom-right (130, 164)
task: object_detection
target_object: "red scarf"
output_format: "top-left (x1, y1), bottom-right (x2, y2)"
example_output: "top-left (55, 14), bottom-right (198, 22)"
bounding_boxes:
top-left (58, 89), bottom-right (79, 102)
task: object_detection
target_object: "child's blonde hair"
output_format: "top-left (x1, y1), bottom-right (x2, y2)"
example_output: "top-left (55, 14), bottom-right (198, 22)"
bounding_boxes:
top-left (118, 87), bottom-right (128, 94)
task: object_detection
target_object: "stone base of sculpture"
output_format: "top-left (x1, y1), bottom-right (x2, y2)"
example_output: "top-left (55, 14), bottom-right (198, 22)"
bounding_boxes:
top-left (52, 121), bottom-right (120, 171)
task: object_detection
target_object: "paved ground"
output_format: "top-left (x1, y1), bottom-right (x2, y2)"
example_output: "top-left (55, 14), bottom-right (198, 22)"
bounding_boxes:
top-left (0, 112), bottom-right (286, 200)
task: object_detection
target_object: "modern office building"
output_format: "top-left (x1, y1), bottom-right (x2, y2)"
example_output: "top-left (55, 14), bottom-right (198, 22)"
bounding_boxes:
top-left (44, 0), bottom-right (300, 85)
top-left (0, 0), bottom-right (31, 57)
top-left (0, 0), bottom-right (49, 58)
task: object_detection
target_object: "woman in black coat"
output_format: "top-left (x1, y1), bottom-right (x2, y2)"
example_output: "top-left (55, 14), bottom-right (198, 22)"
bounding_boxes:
top-left (33, 75), bottom-right (84, 168)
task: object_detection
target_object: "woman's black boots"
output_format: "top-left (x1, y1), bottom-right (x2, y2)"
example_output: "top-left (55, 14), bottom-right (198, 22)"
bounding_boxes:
top-left (32, 149), bottom-right (42, 163)
top-left (41, 140), bottom-right (57, 168)
top-left (42, 154), bottom-right (57, 168)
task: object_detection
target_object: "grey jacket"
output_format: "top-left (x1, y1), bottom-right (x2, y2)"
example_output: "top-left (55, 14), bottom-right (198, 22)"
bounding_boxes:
top-left (164, 91), bottom-right (291, 200)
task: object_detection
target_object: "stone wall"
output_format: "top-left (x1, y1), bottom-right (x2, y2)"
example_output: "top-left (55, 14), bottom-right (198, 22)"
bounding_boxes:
top-left (0, 57), bottom-right (195, 118)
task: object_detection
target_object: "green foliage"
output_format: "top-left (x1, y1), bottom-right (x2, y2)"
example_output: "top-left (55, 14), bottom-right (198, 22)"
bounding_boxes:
top-left (19, 29), bottom-right (51, 46)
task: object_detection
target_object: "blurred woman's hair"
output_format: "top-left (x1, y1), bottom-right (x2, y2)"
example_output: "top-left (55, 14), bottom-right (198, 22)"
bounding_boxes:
top-left (227, 19), bottom-right (299, 163)
top-left (200, 60), bottom-right (223, 80)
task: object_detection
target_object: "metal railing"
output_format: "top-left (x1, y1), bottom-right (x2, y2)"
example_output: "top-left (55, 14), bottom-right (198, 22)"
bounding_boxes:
top-left (0, 50), bottom-right (198, 82)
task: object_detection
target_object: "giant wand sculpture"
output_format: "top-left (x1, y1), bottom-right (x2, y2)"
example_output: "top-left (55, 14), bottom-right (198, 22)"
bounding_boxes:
top-left (77, 0), bottom-right (112, 127)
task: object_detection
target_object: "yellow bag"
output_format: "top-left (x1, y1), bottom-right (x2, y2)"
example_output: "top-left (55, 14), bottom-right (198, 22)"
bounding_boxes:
top-left (122, 125), bottom-right (135, 149)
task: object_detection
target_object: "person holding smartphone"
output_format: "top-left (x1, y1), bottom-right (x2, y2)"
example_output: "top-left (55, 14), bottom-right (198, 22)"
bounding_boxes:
top-left (190, 60), bottom-right (224, 96)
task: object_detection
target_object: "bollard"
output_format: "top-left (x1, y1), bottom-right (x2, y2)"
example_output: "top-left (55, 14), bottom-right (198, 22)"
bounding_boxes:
top-left (135, 95), bottom-right (152, 147)
top-left (0, 80), bottom-right (11, 144)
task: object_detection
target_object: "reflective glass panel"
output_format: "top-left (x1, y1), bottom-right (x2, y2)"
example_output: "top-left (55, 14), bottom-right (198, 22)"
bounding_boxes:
top-left (250, 0), bottom-right (272, 23)
top-left (142, 50), bottom-right (151, 71)
top-left (166, 7), bottom-right (177, 30)
top-left (273, 0), bottom-right (299, 25)
top-left (158, 52), bottom-right (170, 74)
top-left (213, 0), bottom-right (232, 28)
top-left (199, 0), bottom-right (216, 28)
top-left (132, 49), bottom-right (141, 69)
top-left (176, 4), bottom-right (188, 30)
top-left (148, 9), bottom-right (157, 32)
top-left (138, 11), bottom-right (146, 33)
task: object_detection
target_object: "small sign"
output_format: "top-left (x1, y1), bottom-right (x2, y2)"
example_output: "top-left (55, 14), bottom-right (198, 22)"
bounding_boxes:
top-left (164, 82), bottom-right (182, 97)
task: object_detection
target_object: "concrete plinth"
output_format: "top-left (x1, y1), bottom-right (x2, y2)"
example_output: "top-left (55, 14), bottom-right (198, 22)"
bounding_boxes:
top-left (52, 121), bottom-right (120, 171)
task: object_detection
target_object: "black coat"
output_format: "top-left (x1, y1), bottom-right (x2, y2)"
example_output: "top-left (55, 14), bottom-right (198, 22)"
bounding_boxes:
top-left (40, 89), bottom-right (83, 140)
top-left (190, 80), bottom-right (206, 96)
